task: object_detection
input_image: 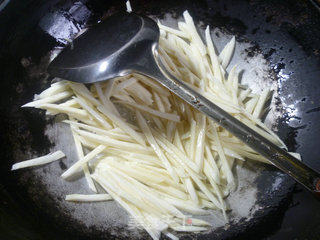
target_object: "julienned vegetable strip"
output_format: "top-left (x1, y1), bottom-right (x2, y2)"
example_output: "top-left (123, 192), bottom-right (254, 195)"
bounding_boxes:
top-left (61, 145), bottom-right (106, 179)
top-left (14, 9), bottom-right (301, 240)
top-left (65, 194), bottom-right (112, 202)
top-left (11, 151), bottom-right (65, 170)
top-left (70, 119), bottom-right (97, 193)
top-left (136, 111), bottom-right (179, 183)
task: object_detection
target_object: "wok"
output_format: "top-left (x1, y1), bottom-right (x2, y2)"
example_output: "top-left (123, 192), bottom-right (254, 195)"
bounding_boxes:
top-left (0, 0), bottom-right (320, 239)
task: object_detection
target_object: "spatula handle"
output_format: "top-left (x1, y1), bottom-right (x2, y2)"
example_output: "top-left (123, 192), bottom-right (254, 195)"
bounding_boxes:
top-left (144, 49), bottom-right (320, 197)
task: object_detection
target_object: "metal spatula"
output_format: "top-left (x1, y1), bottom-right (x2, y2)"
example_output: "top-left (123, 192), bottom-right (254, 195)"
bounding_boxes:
top-left (48, 12), bottom-right (320, 197)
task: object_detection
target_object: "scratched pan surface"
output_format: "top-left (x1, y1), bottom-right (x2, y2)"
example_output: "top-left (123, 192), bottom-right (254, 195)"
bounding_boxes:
top-left (0, 0), bottom-right (320, 239)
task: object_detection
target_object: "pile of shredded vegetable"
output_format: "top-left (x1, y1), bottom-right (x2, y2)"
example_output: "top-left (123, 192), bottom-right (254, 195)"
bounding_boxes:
top-left (13, 5), bottom-right (300, 240)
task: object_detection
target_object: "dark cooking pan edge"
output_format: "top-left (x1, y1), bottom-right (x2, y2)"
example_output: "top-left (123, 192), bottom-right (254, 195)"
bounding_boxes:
top-left (1, 0), bottom-right (319, 239)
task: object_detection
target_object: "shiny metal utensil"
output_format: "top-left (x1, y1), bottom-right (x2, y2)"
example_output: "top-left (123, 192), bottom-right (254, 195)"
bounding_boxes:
top-left (48, 12), bottom-right (320, 197)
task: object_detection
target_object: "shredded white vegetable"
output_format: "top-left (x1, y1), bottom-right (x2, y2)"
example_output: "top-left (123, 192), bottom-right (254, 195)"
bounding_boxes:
top-left (22, 91), bottom-right (73, 107)
top-left (11, 151), bottom-right (65, 170)
top-left (118, 100), bottom-right (180, 122)
top-left (126, 0), bottom-right (132, 13)
top-left (70, 120), bottom-right (97, 192)
top-left (219, 36), bottom-right (236, 69)
top-left (15, 9), bottom-right (300, 240)
top-left (65, 194), bottom-right (112, 202)
top-left (61, 145), bottom-right (106, 179)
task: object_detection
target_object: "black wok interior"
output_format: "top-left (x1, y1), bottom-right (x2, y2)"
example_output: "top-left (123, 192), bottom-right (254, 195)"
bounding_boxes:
top-left (0, 0), bottom-right (320, 239)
